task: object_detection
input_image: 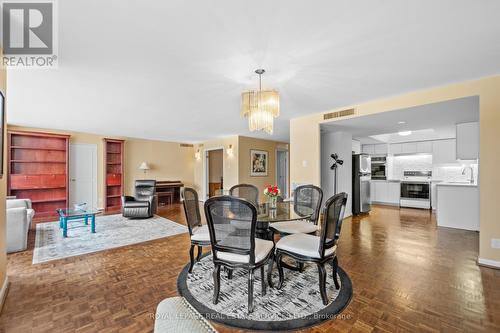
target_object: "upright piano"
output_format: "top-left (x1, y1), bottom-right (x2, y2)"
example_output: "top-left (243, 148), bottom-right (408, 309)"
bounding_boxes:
top-left (155, 180), bottom-right (184, 206)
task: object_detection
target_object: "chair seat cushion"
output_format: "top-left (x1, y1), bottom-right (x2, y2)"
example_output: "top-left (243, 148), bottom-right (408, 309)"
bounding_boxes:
top-left (124, 201), bottom-right (150, 208)
top-left (271, 220), bottom-right (319, 234)
top-left (276, 233), bottom-right (336, 259)
top-left (217, 239), bottom-right (273, 264)
top-left (191, 225), bottom-right (210, 242)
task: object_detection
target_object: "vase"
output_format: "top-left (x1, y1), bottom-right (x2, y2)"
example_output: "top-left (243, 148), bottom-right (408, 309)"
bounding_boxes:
top-left (269, 196), bottom-right (277, 209)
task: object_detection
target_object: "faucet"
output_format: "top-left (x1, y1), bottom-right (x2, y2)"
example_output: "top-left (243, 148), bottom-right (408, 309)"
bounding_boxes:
top-left (462, 166), bottom-right (474, 184)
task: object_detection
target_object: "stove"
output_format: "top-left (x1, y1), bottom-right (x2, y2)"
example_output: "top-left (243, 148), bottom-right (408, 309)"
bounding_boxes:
top-left (400, 171), bottom-right (432, 209)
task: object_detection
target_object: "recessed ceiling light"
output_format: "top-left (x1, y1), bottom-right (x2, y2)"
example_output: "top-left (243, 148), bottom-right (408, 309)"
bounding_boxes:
top-left (398, 131), bottom-right (412, 136)
top-left (398, 121), bottom-right (406, 124)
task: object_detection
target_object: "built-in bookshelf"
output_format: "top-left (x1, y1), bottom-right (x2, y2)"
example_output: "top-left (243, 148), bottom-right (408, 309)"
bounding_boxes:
top-left (104, 138), bottom-right (124, 212)
top-left (7, 130), bottom-right (70, 218)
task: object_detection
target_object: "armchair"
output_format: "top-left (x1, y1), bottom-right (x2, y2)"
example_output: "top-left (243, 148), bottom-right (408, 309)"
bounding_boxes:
top-left (122, 180), bottom-right (157, 218)
top-left (6, 198), bottom-right (35, 253)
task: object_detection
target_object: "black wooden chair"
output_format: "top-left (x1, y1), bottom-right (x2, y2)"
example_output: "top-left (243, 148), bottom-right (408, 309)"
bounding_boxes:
top-left (182, 188), bottom-right (211, 273)
top-left (270, 184), bottom-right (323, 235)
top-left (204, 195), bottom-right (274, 314)
top-left (229, 184), bottom-right (259, 207)
top-left (272, 192), bottom-right (348, 305)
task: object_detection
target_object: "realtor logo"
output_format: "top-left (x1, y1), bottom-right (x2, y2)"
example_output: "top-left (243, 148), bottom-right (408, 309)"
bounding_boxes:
top-left (1, 0), bottom-right (58, 67)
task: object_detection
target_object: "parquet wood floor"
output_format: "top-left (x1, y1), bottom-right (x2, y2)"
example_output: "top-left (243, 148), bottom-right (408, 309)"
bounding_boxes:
top-left (1, 205), bottom-right (499, 332)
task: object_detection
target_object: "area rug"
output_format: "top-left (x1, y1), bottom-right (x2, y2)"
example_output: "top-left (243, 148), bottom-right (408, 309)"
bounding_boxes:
top-left (177, 254), bottom-right (352, 331)
top-left (33, 214), bottom-right (187, 264)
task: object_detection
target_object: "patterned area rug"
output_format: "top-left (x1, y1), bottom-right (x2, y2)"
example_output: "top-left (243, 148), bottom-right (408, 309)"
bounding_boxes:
top-left (33, 214), bottom-right (187, 264)
top-left (178, 254), bottom-right (352, 331)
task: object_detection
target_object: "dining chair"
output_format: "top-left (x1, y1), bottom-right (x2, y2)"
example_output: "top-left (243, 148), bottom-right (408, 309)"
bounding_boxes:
top-left (229, 184), bottom-right (259, 207)
top-left (204, 195), bottom-right (274, 314)
top-left (270, 185), bottom-right (323, 235)
top-left (182, 187), bottom-right (211, 273)
top-left (272, 192), bottom-right (348, 305)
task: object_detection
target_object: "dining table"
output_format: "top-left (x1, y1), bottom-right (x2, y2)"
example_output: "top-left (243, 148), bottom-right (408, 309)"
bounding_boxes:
top-left (255, 201), bottom-right (314, 240)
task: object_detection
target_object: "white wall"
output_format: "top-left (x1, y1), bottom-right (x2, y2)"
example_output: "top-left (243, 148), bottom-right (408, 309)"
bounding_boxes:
top-left (352, 140), bottom-right (361, 154)
top-left (321, 131), bottom-right (353, 217)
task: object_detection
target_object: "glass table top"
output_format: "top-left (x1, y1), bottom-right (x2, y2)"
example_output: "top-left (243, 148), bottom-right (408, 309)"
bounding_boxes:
top-left (57, 208), bottom-right (102, 217)
top-left (257, 202), bottom-right (313, 223)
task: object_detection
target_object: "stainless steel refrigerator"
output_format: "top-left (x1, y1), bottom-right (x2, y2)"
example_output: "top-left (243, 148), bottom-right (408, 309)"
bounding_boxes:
top-left (352, 154), bottom-right (371, 214)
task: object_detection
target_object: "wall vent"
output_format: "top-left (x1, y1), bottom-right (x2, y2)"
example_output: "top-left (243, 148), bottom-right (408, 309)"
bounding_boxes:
top-left (180, 143), bottom-right (194, 148)
top-left (323, 108), bottom-right (355, 120)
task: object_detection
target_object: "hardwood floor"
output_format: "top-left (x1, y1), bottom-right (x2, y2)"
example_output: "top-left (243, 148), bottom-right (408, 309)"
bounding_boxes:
top-left (1, 204), bottom-right (499, 332)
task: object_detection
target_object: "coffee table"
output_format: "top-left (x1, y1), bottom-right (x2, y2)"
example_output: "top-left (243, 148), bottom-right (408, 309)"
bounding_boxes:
top-left (57, 208), bottom-right (102, 237)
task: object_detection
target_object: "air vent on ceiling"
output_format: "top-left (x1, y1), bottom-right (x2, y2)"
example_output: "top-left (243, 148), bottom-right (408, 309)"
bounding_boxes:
top-left (323, 108), bottom-right (355, 120)
top-left (180, 143), bottom-right (194, 148)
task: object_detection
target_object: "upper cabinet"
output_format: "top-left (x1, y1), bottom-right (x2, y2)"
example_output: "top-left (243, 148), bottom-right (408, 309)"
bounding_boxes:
top-left (456, 122), bottom-right (479, 160)
top-left (432, 139), bottom-right (456, 164)
top-left (388, 143), bottom-right (402, 155)
top-left (361, 144), bottom-right (375, 154)
top-left (416, 141), bottom-right (433, 153)
top-left (362, 144), bottom-right (387, 155)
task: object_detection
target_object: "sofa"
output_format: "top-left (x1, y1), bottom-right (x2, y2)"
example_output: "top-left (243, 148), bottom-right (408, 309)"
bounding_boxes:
top-left (122, 180), bottom-right (157, 218)
top-left (6, 199), bottom-right (35, 253)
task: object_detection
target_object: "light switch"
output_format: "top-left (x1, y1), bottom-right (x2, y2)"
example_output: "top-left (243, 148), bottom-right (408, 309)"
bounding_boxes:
top-left (302, 160), bottom-right (308, 167)
top-left (492, 239), bottom-right (500, 249)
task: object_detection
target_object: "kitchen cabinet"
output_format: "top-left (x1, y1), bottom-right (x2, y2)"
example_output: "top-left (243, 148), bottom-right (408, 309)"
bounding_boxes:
top-left (374, 144), bottom-right (388, 155)
top-left (456, 122), bottom-right (479, 160)
top-left (401, 142), bottom-right (417, 154)
top-left (417, 141), bottom-right (433, 153)
top-left (436, 183), bottom-right (479, 231)
top-left (362, 144), bottom-right (375, 154)
top-left (388, 143), bottom-right (402, 155)
top-left (371, 181), bottom-right (400, 205)
top-left (432, 139), bottom-right (456, 164)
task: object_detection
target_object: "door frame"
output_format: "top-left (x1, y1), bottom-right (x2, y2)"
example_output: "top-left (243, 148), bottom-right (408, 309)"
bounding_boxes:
top-left (203, 146), bottom-right (225, 201)
top-left (275, 148), bottom-right (289, 199)
top-left (69, 143), bottom-right (98, 209)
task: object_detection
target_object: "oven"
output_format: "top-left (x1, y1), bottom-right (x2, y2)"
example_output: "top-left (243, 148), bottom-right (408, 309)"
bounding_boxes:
top-left (370, 156), bottom-right (386, 180)
top-left (400, 171), bottom-right (432, 209)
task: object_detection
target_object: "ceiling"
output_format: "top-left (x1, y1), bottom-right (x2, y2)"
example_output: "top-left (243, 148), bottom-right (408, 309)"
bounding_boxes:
top-left (321, 96), bottom-right (479, 143)
top-left (6, 0), bottom-right (500, 143)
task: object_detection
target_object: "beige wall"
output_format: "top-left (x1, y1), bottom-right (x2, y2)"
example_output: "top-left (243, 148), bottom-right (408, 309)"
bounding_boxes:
top-left (208, 150), bottom-right (223, 183)
top-left (193, 136), bottom-right (239, 199)
top-left (238, 136), bottom-right (287, 202)
top-left (7, 125), bottom-right (195, 207)
top-left (289, 75), bottom-right (500, 263)
top-left (0, 51), bottom-right (7, 293)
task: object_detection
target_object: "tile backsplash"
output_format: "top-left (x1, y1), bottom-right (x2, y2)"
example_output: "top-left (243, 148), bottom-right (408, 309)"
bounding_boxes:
top-left (387, 154), bottom-right (478, 183)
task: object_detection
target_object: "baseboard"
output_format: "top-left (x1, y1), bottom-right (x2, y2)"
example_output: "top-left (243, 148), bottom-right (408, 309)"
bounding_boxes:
top-left (478, 258), bottom-right (500, 270)
top-left (0, 277), bottom-right (9, 314)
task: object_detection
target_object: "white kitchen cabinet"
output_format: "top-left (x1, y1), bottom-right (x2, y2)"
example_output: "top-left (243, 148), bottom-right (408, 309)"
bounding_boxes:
top-left (401, 142), bottom-right (417, 154)
top-left (417, 141), bottom-right (433, 153)
top-left (362, 144), bottom-right (375, 154)
top-left (374, 144), bottom-right (388, 155)
top-left (388, 143), bottom-right (402, 155)
top-left (456, 122), bottom-right (479, 160)
top-left (432, 139), bottom-right (456, 164)
top-left (371, 181), bottom-right (400, 204)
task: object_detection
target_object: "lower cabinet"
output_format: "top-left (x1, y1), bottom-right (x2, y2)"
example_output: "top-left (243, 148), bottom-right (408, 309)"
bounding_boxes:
top-left (371, 181), bottom-right (400, 205)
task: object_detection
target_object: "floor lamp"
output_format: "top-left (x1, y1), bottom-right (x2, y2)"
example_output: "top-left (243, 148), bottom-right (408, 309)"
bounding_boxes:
top-left (139, 162), bottom-right (150, 179)
top-left (330, 153), bottom-right (344, 195)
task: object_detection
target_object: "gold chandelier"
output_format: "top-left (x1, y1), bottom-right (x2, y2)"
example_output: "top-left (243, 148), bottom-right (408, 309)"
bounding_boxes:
top-left (241, 69), bottom-right (280, 134)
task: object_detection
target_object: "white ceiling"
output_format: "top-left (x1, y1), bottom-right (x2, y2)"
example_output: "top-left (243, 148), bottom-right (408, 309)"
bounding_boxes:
top-left (321, 96), bottom-right (479, 143)
top-left (6, 0), bottom-right (500, 143)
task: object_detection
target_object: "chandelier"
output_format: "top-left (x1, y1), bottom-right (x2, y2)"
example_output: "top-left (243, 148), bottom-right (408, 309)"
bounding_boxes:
top-left (241, 69), bottom-right (280, 134)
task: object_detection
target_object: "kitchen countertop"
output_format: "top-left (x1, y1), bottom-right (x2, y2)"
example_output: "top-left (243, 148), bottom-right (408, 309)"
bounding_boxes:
top-left (435, 182), bottom-right (478, 187)
top-left (371, 179), bottom-right (401, 182)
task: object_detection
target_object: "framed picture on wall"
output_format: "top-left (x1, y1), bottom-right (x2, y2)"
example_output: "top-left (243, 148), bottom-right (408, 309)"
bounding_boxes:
top-left (250, 149), bottom-right (268, 176)
top-left (0, 91), bottom-right (4, 178)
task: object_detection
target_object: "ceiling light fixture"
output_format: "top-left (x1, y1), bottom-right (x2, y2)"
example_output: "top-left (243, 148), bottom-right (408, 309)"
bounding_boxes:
top-left (398, 121), bottom-right (406, 124)
top-left (398, 130), bottom-right (412, 136)
top-left (241, 69), bottom-right (280, 134)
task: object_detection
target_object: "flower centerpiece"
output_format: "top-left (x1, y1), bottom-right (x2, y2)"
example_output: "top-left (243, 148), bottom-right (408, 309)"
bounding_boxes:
top-left (264, 185), bottom-right (280, 209)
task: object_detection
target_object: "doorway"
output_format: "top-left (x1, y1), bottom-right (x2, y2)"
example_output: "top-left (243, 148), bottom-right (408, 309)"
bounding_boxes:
top-left (276, 149), bottom-right (289, 198)
top-left (69, 143), bottom-right (98, 208)
top-left (206, 149), bottom-right (223, 198)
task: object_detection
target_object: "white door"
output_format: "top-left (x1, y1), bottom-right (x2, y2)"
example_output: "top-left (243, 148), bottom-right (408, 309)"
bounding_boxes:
top-left (69, 144), bottom-right (98, 208)
top-left (276, 150), bottom-right (289, 198)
